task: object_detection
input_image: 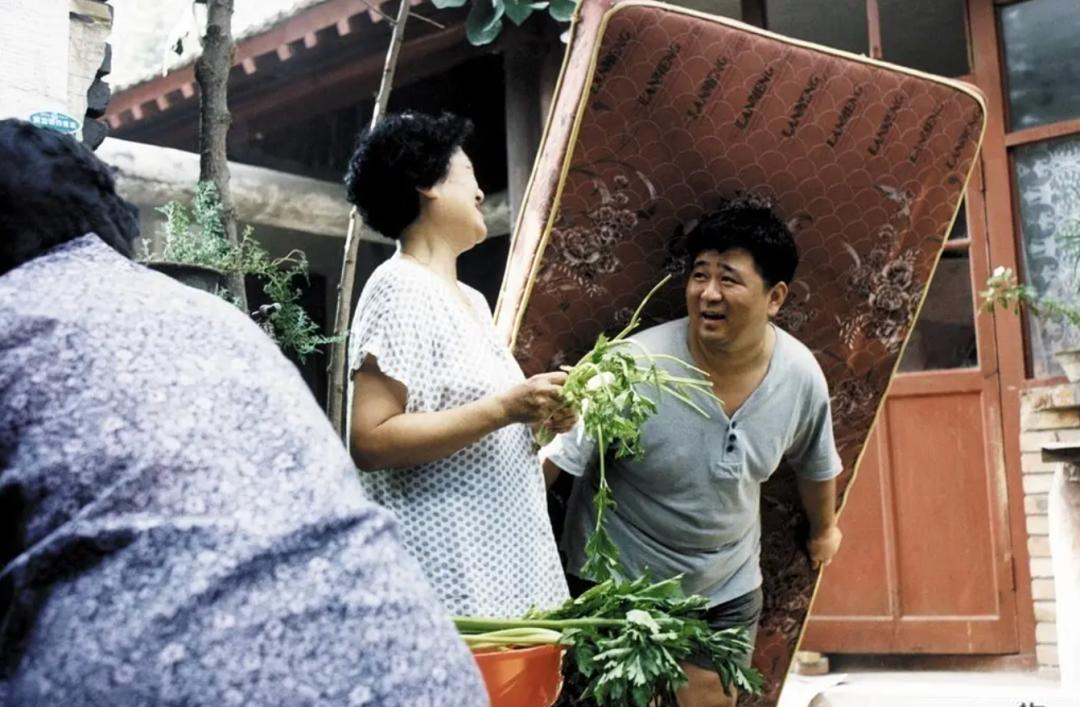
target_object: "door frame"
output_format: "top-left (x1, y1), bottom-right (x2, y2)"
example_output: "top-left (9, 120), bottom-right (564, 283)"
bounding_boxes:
top-left (968, 0), bottom-right (1038, 661)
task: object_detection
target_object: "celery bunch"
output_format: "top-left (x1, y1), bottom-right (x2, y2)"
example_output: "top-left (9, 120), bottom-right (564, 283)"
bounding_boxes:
top-left (540, 275), bottom-right (721, 581)
top-left (456, 575), bottom-right (763, 706)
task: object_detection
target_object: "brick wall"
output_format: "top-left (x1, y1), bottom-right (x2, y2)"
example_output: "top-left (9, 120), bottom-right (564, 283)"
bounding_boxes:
top-left (1020, 384), bottom-right (1079, 679)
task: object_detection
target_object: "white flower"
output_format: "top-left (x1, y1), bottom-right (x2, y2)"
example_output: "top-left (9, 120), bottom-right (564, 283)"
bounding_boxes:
top-left (585, 371), bottom-right (616, 391)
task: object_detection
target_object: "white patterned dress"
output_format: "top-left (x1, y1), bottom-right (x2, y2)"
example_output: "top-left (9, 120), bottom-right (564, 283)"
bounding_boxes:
top-left (349, 256), bottom-right (569, 617)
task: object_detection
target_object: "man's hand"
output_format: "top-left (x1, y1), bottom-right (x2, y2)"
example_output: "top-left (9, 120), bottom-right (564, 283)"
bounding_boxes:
top-left (807, 523), bottom-right (842, 569)
top-left (539, 404), bottom-right (577, 435)
top-left (797, 476), bottom-right (840, 569)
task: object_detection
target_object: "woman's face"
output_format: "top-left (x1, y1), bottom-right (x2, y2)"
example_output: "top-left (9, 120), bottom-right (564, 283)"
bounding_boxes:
top-left (426, 148), bottom-right (486, 251)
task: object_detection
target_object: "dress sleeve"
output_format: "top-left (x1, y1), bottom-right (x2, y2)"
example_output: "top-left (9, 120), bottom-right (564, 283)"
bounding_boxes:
top-left (347, 266), bottom-right (436, 413)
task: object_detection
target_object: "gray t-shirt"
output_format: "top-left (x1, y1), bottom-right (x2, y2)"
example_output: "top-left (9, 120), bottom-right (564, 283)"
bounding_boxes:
top-left (542, 317), bottom-right (842, 606)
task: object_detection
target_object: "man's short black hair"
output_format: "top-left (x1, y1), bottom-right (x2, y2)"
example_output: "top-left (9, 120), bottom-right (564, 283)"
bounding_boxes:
top-left (0, 119), bottom-right (139, 276)
top-left (685, 194), bottom-right (798, 287)
top-left (344, 111), bottom-right (474, 240)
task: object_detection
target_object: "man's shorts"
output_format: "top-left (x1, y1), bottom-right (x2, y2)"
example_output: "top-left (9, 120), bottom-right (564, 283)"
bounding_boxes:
top-left (566, 575), bottom-right (763, 669)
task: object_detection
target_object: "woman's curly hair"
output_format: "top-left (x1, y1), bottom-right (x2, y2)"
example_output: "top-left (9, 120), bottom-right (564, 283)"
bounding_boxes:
top-left (344, 111), bottom-right (474, 240)
top-left (685, 193), bottom-right (799, 287)
top-left (0, 119), bottom-right (140, 276)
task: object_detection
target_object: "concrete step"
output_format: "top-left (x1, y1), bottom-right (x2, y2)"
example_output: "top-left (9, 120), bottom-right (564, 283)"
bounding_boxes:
top-left (777, 671), bottom-right (1077, 707)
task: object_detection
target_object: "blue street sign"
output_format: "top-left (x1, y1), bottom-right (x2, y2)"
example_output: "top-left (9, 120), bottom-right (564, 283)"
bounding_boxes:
top-left (29, 111), bottom-right (81, 134)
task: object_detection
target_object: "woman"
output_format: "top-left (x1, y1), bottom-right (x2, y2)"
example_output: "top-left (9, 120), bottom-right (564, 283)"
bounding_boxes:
top-left (0, 119), bottom-right (486, 706)
top-left (346, 111), bottom-right (572, 617)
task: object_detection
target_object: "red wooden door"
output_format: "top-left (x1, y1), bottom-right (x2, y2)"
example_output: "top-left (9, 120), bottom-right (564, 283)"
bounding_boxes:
top-left (802, 156), bottom-right (1021, 653)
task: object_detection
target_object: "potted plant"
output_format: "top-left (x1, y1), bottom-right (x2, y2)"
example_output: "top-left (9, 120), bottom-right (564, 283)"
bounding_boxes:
top-left (141, 180), bottom-right (343, 362)
top-left (981, 209), bottom-right (1080, 381)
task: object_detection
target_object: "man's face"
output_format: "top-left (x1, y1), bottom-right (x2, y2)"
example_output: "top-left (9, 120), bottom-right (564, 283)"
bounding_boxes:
top-left (685, 248), bottom-right (786, 349)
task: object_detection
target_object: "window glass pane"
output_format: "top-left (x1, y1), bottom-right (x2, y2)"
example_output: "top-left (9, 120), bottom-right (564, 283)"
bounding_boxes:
top-left (899, 217), bottom-right (977, 372)
top-left (880, 0), bottom-right (970, 77)
top-left (1013, 135), bottom-right (1080, 379)
top-left (1000, 0), bottom-right (1080, 130)
top-left (765, 0), bottom-right (868, 55)
top-left (667, 0), bottom-right (741, 19)
top-left (948, 199), bottom-right (968, 241)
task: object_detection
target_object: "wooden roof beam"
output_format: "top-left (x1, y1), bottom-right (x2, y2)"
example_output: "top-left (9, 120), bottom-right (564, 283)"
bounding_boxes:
top-left (231, 24), bottom-right (466, 126)
top-left (97, 138), bottom-right (511, 240)
top-left (108, 0), bottom-right (402, 126)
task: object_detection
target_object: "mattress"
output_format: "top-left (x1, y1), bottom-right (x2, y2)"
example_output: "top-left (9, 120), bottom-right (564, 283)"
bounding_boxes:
top-left (493, 1), bottom-right (986, 702)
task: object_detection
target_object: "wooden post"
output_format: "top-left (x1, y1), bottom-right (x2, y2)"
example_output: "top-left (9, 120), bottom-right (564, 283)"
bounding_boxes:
top-left (503, 22), bottom-right (547, 225)
top-left (866, 0), bottom-right (883, 60)
top-left (195, 0), bottom-right (247, 310)
top-left (739, 0), bottom-right (766, 27)
top-left (326, 0), bottom-right (413, 439)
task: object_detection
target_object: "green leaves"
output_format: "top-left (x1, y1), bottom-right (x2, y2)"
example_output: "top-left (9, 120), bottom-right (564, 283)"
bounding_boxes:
top-left (454, 0), bottom-right (576, 46)
top-left (466, 0), bottom-right (505, 45)
top-left (539, 275), bottom-right (721, 584)
top-left (513, 574), bottom-right (762, 706)
top-left (981, 188), bottom-right (1080, 327)
top-left (548, 0), bottom-right (576, 22)
top-left (582, 500), bottom-right (623, 582)
top-left (146, 182), bottom-right (345, 361)
top-left (503, 0), bottom-right (548, 25)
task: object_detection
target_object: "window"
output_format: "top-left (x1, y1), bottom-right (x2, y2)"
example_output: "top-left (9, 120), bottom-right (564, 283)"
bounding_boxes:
top-left (1011, 136), bottom-right (1080, 378)
top-left (765, 0), bottom-right (869, 54)
top-left (879, 0), bottom-right (970, 77)
top-left (999, 0), bottom-right (1080, 379)
top-left (1000, 0), bottom-right (1080, 130)
top-left (667, 0), bottom-right (742, 19)
top-left (764, 1), bottom-right (971, 77)
top-left (899, 205), bottom-right (978, 372)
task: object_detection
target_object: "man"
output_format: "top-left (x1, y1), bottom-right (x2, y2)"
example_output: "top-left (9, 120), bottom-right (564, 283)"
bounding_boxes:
top-left (542, 195), bottom-right (843, 707)
top-left (0, 119), bottom-right (486, 705)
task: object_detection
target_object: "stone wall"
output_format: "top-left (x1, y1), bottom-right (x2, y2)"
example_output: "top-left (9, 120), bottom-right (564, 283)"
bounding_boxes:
top-left (69, 0), bottom-right (113, 148)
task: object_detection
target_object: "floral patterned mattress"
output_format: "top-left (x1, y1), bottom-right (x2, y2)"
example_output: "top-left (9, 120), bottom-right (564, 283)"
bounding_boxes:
top-left (493, 0), bottom-right (986, 703)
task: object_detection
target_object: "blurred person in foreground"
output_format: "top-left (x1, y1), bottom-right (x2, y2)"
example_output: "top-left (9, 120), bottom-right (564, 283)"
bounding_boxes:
top-left (0, 119), bottom-right (487, 707)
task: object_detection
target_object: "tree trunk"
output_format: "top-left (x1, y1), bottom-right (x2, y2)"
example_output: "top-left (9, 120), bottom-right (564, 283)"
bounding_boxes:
top-left (326, 0), bottom-right (412, 438)
top-left (195, 0), bottom-right (247, 310)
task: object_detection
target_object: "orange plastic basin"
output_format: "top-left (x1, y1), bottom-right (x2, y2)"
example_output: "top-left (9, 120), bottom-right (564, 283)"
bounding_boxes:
top-left (471, 644), bottom-right (565, 707)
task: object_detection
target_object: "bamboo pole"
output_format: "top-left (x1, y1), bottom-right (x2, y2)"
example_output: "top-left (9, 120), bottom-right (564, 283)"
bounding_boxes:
top-left (326, 0), bottom-right (412, 438)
